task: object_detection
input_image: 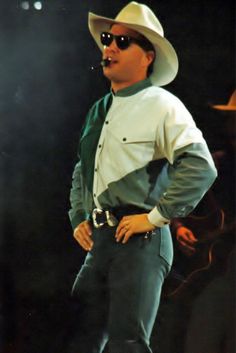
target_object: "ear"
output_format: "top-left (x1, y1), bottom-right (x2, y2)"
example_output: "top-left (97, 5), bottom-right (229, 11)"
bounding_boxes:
top-left (141, 50), bottom-right (155, 70)
top-left (146, 50), bottom-right (155, 66)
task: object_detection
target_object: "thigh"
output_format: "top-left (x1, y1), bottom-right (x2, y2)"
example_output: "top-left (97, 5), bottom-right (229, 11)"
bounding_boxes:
top-left (71, 226), bottom-right (114, 300)
top-left (108, 228), bottom-right (172, 342)
top-left (70, 253), bottom-right (109, 352)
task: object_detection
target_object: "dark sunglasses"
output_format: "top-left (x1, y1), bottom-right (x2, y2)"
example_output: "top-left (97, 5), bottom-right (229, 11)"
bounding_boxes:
top-left (100, 31), bottom-right (152, 51)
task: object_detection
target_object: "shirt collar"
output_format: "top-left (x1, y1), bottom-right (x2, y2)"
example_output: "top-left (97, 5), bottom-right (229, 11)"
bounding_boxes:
top-left (112, 78), bottom-right (152, 97)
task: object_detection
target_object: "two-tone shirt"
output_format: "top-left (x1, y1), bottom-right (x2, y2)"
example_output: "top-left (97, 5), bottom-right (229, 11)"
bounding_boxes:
top-left (69, 79), bottom-right (217, 229)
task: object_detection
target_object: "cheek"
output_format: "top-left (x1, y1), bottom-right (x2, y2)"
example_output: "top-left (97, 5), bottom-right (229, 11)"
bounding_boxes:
top-left (122, 54), bottom-right (143, 71)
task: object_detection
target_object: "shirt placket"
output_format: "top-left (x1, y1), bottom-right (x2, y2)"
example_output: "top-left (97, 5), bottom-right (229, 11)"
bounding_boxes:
top-left (93, 100), bottom-right (117, 208)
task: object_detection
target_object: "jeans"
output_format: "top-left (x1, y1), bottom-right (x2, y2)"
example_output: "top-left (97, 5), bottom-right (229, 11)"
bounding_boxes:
top-left (69, 225), bottom-right (173, 353)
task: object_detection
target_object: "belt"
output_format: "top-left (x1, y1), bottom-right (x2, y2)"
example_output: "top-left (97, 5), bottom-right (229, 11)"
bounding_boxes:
top-left (91, 206), bottom-right (148, 229)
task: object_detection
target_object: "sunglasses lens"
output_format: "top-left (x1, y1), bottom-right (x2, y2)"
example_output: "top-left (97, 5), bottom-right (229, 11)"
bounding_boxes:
top-left (100, 32), bottom-right (113, 46)
top-left (116, 36), bottom-right (130, 50)
top-left (100, 32), bottom-right (131, 50)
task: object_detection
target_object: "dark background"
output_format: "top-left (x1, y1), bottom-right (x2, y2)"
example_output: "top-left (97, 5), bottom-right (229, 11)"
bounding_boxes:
top-left (0, 0), bottom-right (235, 352)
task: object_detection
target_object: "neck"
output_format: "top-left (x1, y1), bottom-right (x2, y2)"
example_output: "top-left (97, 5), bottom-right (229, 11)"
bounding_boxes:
top-left (111, 76), bottom-right (147, 94)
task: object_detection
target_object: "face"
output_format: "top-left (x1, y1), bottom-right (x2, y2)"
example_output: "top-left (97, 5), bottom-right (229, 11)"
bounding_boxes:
top-left (101, 24), bottom-right (154, 91)
top-left (225, 113), bottom-right (236, 151)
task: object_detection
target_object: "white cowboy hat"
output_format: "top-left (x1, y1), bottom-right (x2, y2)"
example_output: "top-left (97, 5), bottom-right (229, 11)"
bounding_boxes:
top-left (88, 1), bottom-right (178, 86)
top-left (212, 90), bottom-right (236, 111)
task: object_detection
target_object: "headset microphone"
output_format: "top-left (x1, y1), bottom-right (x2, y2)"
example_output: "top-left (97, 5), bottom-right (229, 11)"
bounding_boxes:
top-left (90, 58), bottom-right (111, 70)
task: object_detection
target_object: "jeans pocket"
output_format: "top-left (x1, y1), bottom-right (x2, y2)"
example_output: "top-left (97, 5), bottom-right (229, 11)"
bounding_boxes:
top-left (159, 226), bottom-right (174, 267)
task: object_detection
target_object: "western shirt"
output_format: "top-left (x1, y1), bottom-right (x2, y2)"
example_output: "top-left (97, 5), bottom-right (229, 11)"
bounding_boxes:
top-left (69, 79), bottom-right (217, 229)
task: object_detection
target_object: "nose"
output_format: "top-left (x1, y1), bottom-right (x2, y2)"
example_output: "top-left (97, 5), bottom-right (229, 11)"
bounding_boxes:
top-left (103, 39), bottom-right (119, 56)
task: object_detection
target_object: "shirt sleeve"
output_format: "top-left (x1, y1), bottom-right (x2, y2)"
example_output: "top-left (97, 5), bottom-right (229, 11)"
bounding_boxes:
top-left (148, 208), bottom-right (170, 227)
top-left (68, 160), bottom-right (87, 230)
top-left (157, 94), bottom-right (205, 164)
top-left (148, 142), bottom-right (217, 227)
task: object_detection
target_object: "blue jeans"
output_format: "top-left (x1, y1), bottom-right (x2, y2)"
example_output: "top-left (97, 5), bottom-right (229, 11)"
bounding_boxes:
top-left (70, 225), bottom-right (173, 353)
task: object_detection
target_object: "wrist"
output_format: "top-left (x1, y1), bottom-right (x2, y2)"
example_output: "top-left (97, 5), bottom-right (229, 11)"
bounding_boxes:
top-left (145, 214), bottom-right (156, 230)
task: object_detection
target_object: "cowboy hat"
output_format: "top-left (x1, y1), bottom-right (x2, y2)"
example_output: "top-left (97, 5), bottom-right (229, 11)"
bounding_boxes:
top-left (212, 90), bottom-right (236, 111)
top-left (88, 1), bottom-right (178, 86)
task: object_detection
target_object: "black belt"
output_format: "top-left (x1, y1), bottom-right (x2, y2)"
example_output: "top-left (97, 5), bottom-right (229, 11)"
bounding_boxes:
top-left (91, 205), bottom-right (149, 228)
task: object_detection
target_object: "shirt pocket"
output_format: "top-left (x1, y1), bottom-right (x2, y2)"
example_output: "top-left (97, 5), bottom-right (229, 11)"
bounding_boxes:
top-left (109, 128), bottom-right (156, 171)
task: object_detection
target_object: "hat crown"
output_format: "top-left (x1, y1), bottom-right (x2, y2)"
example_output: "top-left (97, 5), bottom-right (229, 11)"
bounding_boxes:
top-left (212, 90), bottom-right (236, 111)
top-left (228, 90), bottom-right (236, 106)
top-left (115, 2), bottom-right (164, 37)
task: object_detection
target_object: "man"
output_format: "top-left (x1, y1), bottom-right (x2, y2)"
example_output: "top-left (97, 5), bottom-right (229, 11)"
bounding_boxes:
top-left (173, 90), bottom-right (236, 258)
top-left (183, 90), bottom-right (236, 353)
top-left (153, 90), bottom-right (235, 353)
top-left (68, 2), bottom-right (217, 353)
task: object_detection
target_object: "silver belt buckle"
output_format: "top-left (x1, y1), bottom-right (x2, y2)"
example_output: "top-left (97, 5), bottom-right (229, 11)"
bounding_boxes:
top-left (105, 210), bottom-right (118, 227)
top-left (92, 208), bottom-right (119, 228)
top-left (92, 208), bottom-right (105, 228)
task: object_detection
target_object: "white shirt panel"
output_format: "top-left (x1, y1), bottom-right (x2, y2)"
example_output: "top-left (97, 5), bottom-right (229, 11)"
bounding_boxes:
top-left (93, 86), bottom-right (205, 209)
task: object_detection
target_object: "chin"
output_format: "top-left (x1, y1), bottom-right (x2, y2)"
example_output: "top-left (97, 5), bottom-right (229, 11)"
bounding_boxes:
top-left (103, 70), bottom-right (118, 82)
top-left (103, 68), bottom-right (127, 81)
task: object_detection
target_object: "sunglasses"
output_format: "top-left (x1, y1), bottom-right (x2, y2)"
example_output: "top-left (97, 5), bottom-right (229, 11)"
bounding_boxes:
top-left (100, 31), bottom-right (151, 51)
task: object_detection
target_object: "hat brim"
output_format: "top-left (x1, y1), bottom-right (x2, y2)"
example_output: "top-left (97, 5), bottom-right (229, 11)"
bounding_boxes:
top-left (88, 12), bottom-right (178, 87)
top-left (212, 105), bottom-right (236, 111)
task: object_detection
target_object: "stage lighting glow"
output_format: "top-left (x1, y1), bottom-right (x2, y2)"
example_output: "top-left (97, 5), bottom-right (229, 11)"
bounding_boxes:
top-left (34, 1), bottom-right (42, 10)
top-left (21, 1), bottom-right (30, 10)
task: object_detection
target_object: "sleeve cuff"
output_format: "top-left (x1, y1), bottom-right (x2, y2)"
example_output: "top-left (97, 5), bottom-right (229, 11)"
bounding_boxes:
top-left (68, 211), bottom-right (86, 231)
top-left (148, 207), bottom-right (170, 228)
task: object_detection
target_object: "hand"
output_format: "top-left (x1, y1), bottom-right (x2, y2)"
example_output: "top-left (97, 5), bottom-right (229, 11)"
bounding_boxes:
top-left (176, 226), bottom-right (198, 257)
top-left (115, 213), bottom-right (155, 244)
top-left (73, 220), bottom-right (93, 251)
